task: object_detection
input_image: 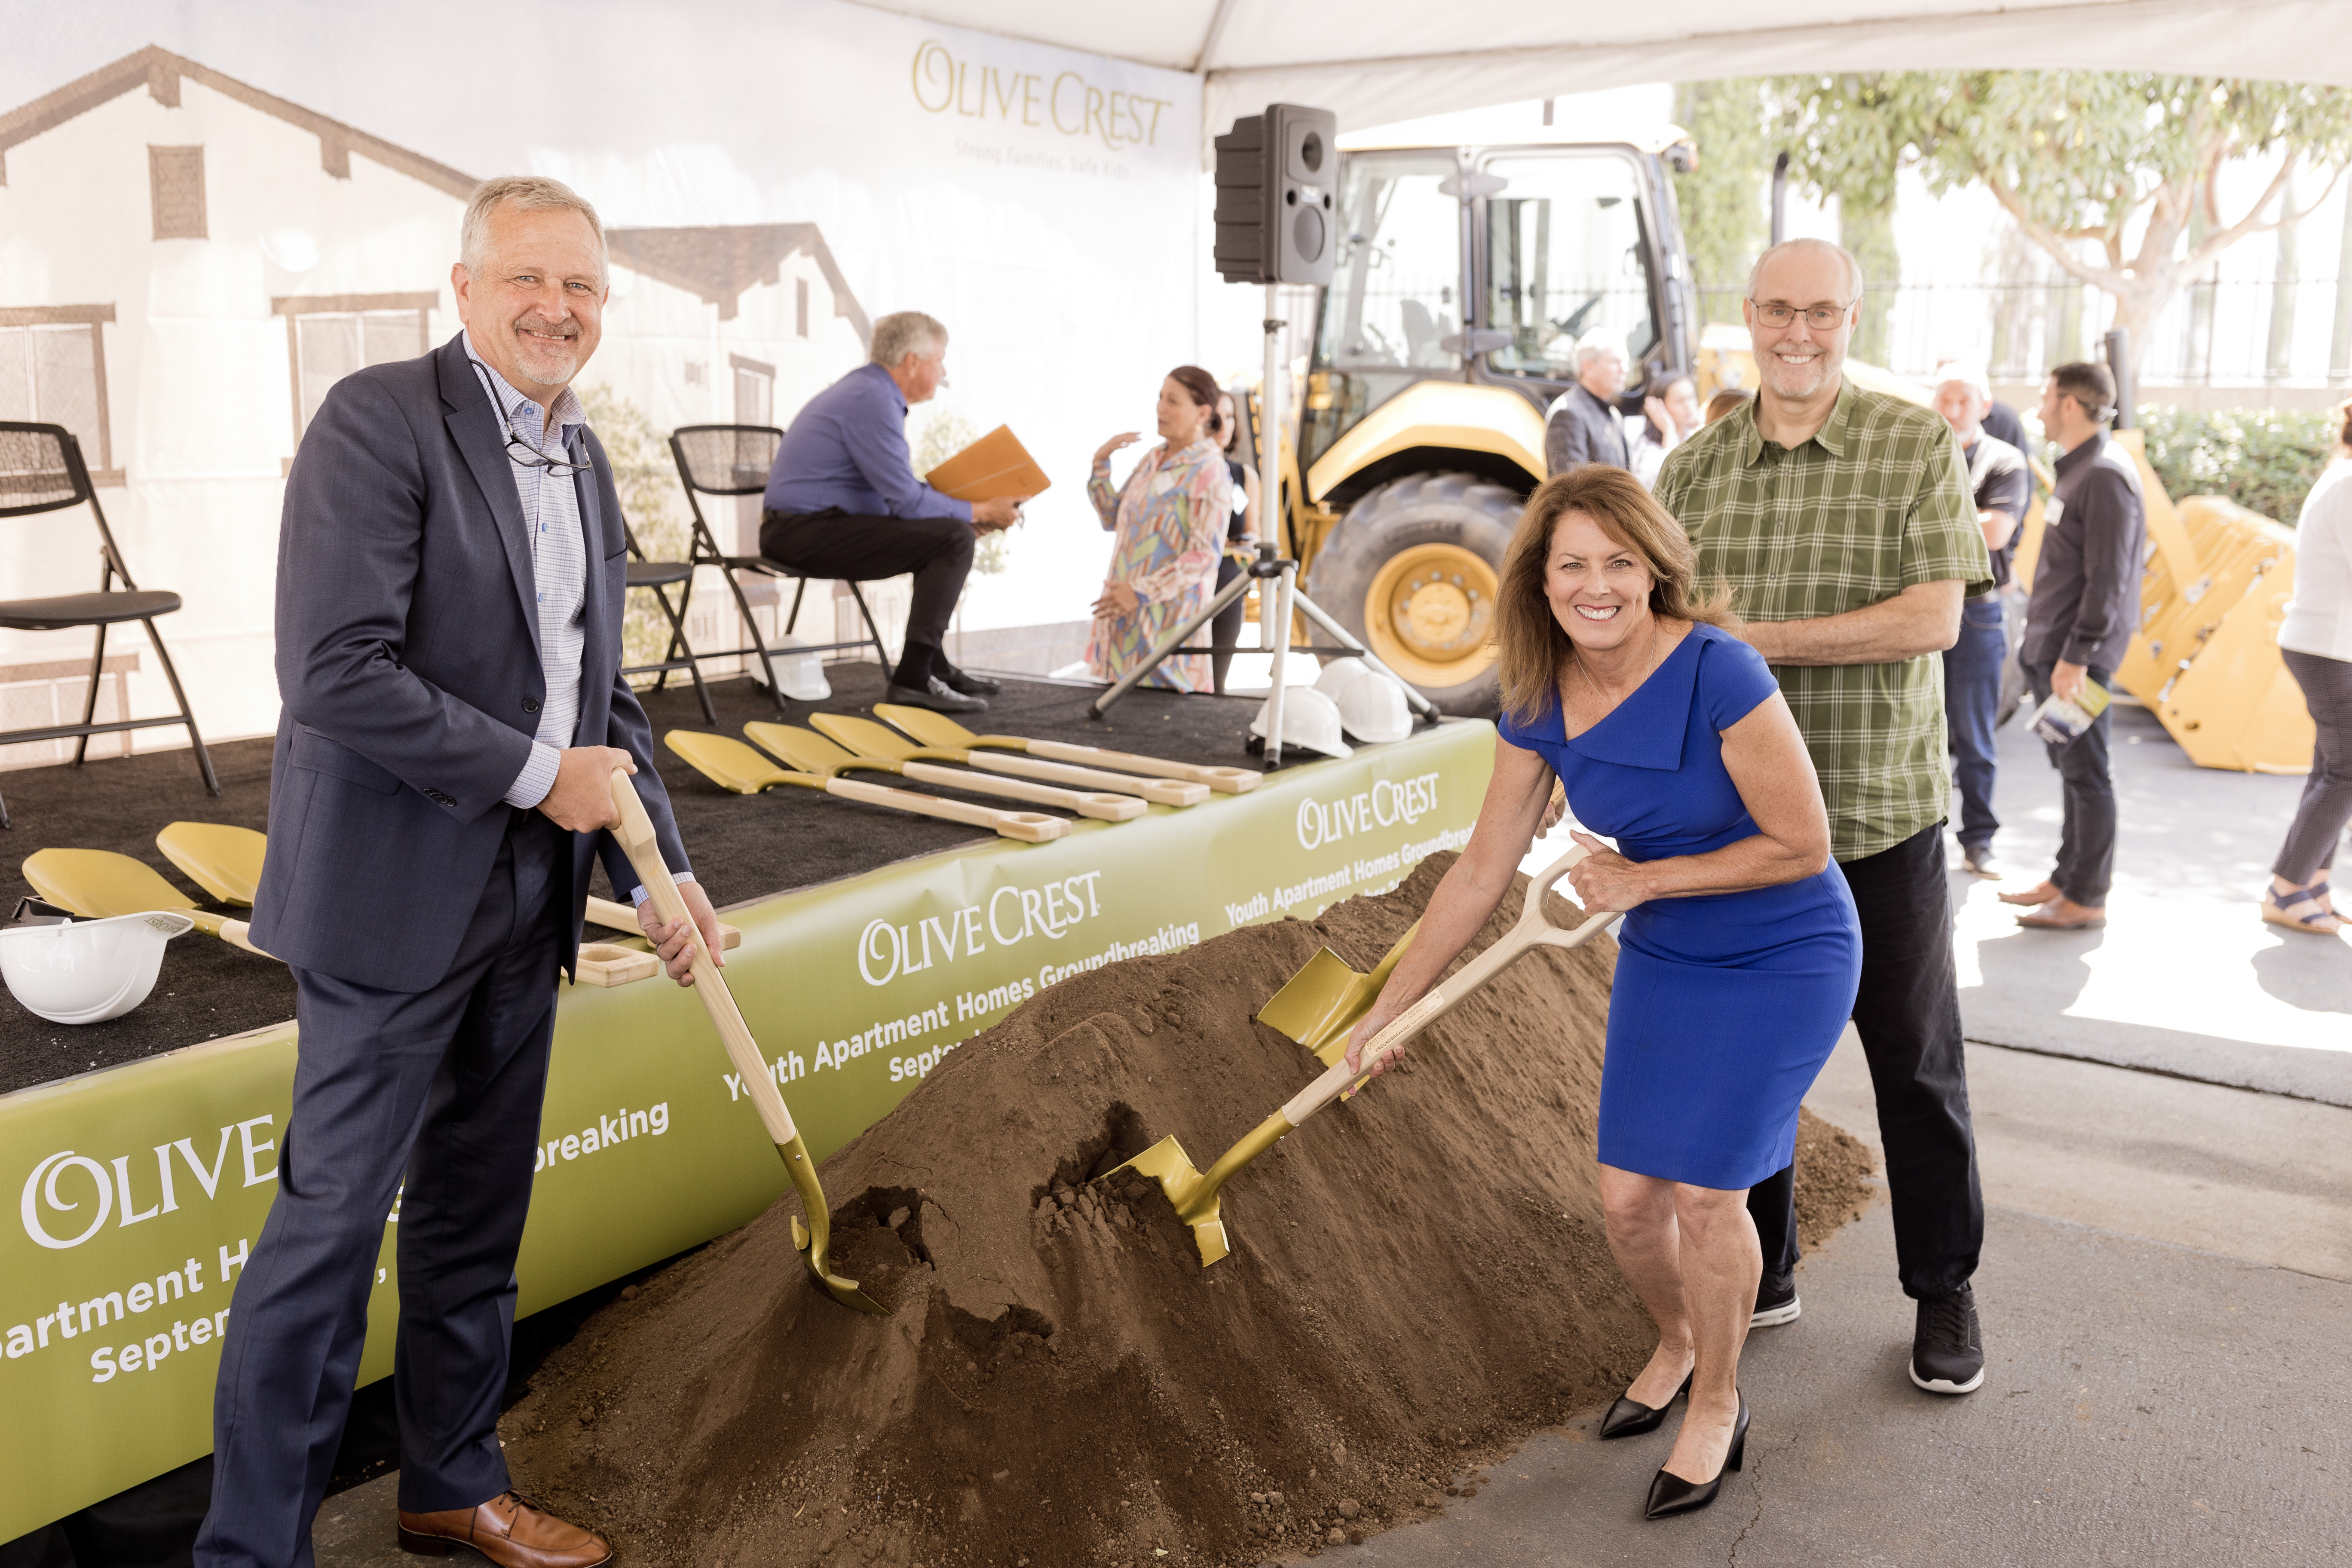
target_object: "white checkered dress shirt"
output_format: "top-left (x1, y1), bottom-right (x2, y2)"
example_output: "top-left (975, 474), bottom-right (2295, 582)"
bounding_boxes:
top-left (466, 334), bottom-right (589, 811)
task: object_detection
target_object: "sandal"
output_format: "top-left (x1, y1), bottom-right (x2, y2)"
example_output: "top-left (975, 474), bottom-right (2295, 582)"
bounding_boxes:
top-left (2261, 881), bottom-right (2343, 934)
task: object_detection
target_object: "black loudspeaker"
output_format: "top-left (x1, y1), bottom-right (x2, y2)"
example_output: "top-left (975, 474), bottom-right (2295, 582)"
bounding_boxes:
top-left (1213, 103), bottom-right (1337, 286)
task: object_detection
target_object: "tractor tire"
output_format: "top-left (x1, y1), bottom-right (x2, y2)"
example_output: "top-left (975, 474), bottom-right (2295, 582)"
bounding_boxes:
top-left (1306, 472), bottom-right (1524, 717)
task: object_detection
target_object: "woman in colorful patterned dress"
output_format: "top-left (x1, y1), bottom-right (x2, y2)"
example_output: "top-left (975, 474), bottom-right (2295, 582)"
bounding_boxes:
top-left (1083, 366), bottom-right (1234, 691)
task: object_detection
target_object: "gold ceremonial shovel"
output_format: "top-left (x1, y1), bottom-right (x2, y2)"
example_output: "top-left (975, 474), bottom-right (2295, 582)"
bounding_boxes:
top-left (23, 847), bottom-right (275, 958)
top-left (607, 769), bottom-right (885, 1315)
top-left (1104, 845), bottom-right (1613, 1267)
top-left (752, 720), bottom-right (1142, 823)
top-left (666, 730), bottom-right (1066, 844)
top-left (1257, 918), bottom-right (1425, 1068)
top-left (873, 704), bottom-right (1261, 794)
top-left (153, 821), bottom-right (736, 979)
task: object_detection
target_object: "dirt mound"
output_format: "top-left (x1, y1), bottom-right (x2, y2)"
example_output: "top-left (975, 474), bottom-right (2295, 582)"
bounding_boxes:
top-left (500, 854), bottom-right (1874, 1567)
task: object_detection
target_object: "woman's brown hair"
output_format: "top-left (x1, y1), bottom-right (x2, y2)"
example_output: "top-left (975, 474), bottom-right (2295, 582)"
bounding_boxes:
top-left (1167, 365), bottom-right (1223, 438)
top-left (1494, 465), bottom-right (1736, 726)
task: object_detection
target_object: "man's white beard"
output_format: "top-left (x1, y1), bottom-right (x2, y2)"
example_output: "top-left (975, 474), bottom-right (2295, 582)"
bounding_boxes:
top-left (1763, 345), bottom-right (1839, 401)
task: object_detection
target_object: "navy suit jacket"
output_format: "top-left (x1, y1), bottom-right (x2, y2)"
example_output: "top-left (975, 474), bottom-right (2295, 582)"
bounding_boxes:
top-left (252, 334), bottom-right (689, 992)
top-left (1544, 383), bottom-right (1630, 477)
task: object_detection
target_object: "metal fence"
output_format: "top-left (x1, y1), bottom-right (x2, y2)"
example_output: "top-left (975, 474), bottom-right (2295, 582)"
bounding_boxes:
top-left (1697, 276), bottom-right (2352, 389)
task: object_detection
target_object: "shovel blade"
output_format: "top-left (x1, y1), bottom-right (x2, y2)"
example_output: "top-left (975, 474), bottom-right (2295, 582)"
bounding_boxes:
top-left (1105, 1135), bottom-right (1231, 1269)
top-left (1256, 948), bottom-right (1366, 1048)
top-left (790, 1215), bottom-right (891, 1316)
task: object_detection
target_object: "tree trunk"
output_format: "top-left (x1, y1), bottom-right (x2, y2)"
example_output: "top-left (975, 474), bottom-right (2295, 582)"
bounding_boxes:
top-left (2331, 192), bottom-right (2352, 383)
top-left (2268, 173), bottom-right (2301, 383)
top-left (1839, 194), bottom-right (1901, 367)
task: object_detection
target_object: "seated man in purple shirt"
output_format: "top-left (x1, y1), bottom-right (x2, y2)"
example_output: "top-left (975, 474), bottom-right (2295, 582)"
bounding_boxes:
top-left (761, 311), bottom-right (1025, 712)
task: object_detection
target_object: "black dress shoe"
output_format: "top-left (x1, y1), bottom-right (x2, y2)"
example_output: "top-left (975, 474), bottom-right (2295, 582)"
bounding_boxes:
top-left (883, 675), bottom-right (989, 714)
top-left (1642, 1395), bottom-right (1748, 1520)
top-left (1910, 1282), bottom-right (1986, 1394)
top-left (1598, 1370), bottom-right (1692, 1439)
top-left (938, 665), bottom-right (1001, 696)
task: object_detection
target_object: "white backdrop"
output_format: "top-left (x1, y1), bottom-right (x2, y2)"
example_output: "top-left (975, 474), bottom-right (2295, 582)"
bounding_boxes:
top-left (0, 0), bottom-right (1205, 746)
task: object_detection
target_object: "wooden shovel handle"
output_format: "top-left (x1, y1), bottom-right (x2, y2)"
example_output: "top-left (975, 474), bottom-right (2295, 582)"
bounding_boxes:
top-left (964, 751), bottom-right (1208, 806)
top-left (1018, 739), bottom-right (1260, 792)
top-left (825, 776), bottom-right (1067, 842)
top-left (1278, 844), bottom-right (1612, 1127)
top-left (608, 769), bottom-right (798, 1147)
top-left (896, 760), bottom-right (1137, 819)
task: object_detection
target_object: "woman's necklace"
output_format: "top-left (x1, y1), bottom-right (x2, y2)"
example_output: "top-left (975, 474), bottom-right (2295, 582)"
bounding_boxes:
top-left (1571, 617), bottom-right (1661, 720)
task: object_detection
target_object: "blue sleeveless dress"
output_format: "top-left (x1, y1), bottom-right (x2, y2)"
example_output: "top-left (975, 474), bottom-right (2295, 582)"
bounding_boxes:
top-left (1499, 624), bottom-right (1862, 1189)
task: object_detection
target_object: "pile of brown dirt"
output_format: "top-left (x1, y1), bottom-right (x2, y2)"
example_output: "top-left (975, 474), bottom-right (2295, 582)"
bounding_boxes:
top-left (500, 854), bottom-right (1875, 1568)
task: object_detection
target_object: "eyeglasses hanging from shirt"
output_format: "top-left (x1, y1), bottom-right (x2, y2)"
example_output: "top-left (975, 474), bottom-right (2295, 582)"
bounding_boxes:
top-left (469, 357), bottom-right (591, 475)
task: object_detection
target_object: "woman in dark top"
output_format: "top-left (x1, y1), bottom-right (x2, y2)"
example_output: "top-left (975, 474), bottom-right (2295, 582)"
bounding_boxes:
top-left (1345, 466), bottom-right (1860, 1519)
top-left (1209, 392), bottom-right (1261, 692)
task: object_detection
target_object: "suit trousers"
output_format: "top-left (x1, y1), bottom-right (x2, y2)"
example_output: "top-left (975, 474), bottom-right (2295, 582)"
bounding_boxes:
top-left (2272, 647), bottom-right (2352, 883)
top-left (1747, 825), bottom-right (1984, 1300)
top-left (1942, 597), bottom-right (2008, 854)
top-left (759, 508), bottom-right (975, 653)
top-left (2023, 661), bottom-right (2118, 905)
top-left (196, 811), bottom-right (568, 1568)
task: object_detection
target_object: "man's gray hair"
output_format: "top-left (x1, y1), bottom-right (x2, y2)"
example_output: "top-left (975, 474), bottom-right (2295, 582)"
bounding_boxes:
top-left (871, 311), bottom-right (947, 368)
top-left (1573, 331), bottom-right (1624, 372)
top-left (1746, 238), bottom-right (1866, 306)
top-left (1934, 361), bottom-right (1992, 404)
top-left (460, 175), bottom-right (606, 282)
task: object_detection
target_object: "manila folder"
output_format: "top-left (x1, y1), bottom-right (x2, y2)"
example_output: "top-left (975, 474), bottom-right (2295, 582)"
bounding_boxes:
top-left (925, 425), bottom-right (1050, 501)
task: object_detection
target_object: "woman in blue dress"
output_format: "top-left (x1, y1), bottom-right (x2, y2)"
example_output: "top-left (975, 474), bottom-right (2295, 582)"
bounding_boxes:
top-left (1345, 465), bottom-right (1862, 1520)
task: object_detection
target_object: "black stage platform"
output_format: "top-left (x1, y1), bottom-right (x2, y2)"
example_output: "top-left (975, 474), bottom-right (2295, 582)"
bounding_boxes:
top-left (0, 666), bottom-right (1268, 1096)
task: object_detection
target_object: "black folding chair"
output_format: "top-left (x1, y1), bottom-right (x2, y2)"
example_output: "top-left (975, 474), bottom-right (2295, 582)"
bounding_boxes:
top-left (617, 511), bottom-right (717, 725)
top-left (0, 423), bottom-right (218, 828)
top-left (665, 425), bottom-right (889, 715)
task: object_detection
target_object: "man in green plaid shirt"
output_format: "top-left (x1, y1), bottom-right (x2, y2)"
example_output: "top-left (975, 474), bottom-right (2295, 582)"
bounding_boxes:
top-left (1655, 239), bottom-right (1994, 1397)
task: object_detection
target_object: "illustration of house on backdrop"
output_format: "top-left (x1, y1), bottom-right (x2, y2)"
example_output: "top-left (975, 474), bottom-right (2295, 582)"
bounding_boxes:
top-left (0, 46), bottom-right (873, 766)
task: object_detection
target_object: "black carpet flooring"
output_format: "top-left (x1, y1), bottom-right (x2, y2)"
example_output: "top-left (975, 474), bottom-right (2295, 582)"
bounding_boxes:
top-left (0, 666), bottom-right (1271, 1096)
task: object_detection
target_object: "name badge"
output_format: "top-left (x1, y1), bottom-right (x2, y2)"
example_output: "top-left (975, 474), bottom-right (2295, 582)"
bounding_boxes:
top-left (2043, 498), bottom-right (2065, 527)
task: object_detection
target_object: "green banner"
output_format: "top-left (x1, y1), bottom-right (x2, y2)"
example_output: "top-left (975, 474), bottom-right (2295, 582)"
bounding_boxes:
top-left (0, 720), bottom-right (1493, 1535)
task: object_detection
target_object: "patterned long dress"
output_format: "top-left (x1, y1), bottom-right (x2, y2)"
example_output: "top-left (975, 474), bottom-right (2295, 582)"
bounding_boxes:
top-left (1083, 437), bottom-right (1233, 691)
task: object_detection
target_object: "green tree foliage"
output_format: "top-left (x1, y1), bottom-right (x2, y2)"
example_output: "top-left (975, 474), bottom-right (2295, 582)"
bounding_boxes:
top-left (576, 382), bottom-right (696, 686)
top-left (1768, 73), bottom-right (2352, 348)
top-left (2137, 404), bottom-right (2341, 525)
top-left (1671, 80), bottom-right (1770, 325)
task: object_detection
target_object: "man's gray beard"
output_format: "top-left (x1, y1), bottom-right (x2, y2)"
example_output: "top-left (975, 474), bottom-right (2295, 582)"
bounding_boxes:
top-left (1764, 348), bottom-right (1840, 401)
top-left (513, 346), bottom-right (580, 388)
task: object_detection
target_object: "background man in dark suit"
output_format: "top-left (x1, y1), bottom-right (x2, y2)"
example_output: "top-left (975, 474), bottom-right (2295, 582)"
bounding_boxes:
top-left (196, 176), bottom-right (719, 1568)
top-left (1543, 333), bottom-right (1632, 477)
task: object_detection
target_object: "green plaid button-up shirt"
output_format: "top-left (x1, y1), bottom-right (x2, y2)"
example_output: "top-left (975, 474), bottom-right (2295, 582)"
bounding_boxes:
top-left (1654, 380), bottom-right (1991, 862)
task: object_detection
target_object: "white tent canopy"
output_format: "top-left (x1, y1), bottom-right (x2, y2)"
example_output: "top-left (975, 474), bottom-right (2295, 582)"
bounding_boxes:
top-left (879, 0), bottom-right (2352, 151)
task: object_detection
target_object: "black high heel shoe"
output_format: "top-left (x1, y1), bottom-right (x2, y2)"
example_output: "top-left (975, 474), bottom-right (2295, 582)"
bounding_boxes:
top-left (1597, 1370), bottom-right (1693, 1440)
top-left (1642, 1394), bottom-right (1749, 1519)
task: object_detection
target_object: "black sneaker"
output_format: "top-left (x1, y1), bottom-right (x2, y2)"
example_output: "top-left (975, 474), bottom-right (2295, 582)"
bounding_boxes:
top-left (1750, 1271), bottom-right (1800, 1328)
top-left (883, 675), bottom-right (988, 714)
top-left (1910, 1283), bottom-right (1985, 1394)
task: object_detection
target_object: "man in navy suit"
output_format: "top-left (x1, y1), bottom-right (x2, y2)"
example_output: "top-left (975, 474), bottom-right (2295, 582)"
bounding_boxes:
top-left (196, 176), bottom-right (721, 1568)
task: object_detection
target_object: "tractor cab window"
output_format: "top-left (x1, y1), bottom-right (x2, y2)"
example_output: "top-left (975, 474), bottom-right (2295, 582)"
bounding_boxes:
top-left (1480, 153), bottom-right (1659, 386)
top-left (1319, 152), bottom-right (1462, 373)
top-left (1305, 152), bottom-right (1462, 471)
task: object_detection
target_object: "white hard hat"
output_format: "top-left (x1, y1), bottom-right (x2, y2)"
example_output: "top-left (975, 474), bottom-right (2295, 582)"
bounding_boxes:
top-left (1313, 657), bottom-right (1371, 703)
top-left (1250, 686), bottom-right (1353, 759)
top-left (1, 910), bottom-right (196, 1025)
top-left (1337, 669), bottom-right (1413, 743)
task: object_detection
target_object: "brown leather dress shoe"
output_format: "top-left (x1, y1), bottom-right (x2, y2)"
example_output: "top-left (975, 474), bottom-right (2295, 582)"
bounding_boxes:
top-left (396, 1492), bottom-right (612, 1567)
top-left (1996, 879), bottom-right (2061, 907)
top-left (2015, 895), bottom-right (2107, 930)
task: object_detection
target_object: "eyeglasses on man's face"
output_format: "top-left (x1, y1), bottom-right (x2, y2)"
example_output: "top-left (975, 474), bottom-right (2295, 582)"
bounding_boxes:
top-left (1749, 301), bottom-right (1854, 331)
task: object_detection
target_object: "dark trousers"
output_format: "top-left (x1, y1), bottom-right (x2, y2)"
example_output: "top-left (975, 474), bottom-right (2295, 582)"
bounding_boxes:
top-left (759, 508), bottom-right (975, 653)
top-left (1210, 555), bottom-right (1246, 693)
top-left (196, 813), bottom-right (568, 1568)
top-left (1943, 597), bottom-right (2007, 853)
top-left (1749, 824), bottom-right (1983, 1300)
top-left (2023, 660), bottom-right (2117, 905)
top-left (2275, 647), bottom-right (2352, 883)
